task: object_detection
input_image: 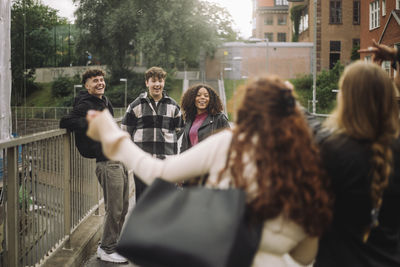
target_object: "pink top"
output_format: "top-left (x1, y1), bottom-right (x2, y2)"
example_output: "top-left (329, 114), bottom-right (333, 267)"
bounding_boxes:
top-left (189, 112), bottom-right (208, 146)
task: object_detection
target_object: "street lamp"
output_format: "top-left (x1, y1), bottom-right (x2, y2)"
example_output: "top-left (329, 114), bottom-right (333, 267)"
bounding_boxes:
top-left (312, 0), bottom-right (317, 114)
top-left (73, 84), bottom-right (82, 98)
top-left (120, 78), bottom-right (128, 109)
top-left (265, 38), bottom-right (269, 73)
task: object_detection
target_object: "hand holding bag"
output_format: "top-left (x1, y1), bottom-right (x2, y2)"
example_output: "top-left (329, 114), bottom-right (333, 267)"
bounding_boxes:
top-left (116, 178), bottom-right (261, 267)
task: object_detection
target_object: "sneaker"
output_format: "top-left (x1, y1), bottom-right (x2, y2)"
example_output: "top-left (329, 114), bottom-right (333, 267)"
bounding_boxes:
top-left (96, 246), bottom-right (105, 259)
top-left (100, 251), bottom-right (128, 263)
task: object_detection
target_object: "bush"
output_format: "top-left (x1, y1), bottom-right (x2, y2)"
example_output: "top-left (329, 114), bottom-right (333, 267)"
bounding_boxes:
top-left (51, 77), bottom-right (74, 98)
top-left (316, 61), bottom-right (344, 112)
top-left (289, 61), bottom-right (344, 113)
top-left (289, 74), bottom-right (312, 108)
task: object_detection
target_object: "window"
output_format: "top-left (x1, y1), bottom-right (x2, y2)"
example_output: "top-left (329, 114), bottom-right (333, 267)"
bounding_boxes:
top-left (382, 0), bottom-right (386, 16)
top-left (264, 32), bottom-right (273, 41)
top-left (352, 39), bottom-right (360, 48)
top-left (397, 0), bottom-right (400, 10)
top-left (264, 16), bottom-right (273, 25)
top-left (275, 0), bottom-right (288, 6)
top-left (277, 33), bottom-right (286, 42)
top-left (300, 8), bottom-right (309, 33)
top-left (382, 61), bottom-right (391, 75)
top-left (278, 15), bottom-right (287, 25)
top-left (370, 0), bottom-right (380, 30)
top-left (329, 41), bottom-right (341, 69)
top-left (353, 1), bottom-right (360, 24)
top-left (330, 0), bottom-right (342, 24)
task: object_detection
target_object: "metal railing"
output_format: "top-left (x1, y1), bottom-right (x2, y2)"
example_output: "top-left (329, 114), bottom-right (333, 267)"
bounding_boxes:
top-left (12, 107), bottom-right (126, 120)
top-left (0, 129), bottom-right (101, 266)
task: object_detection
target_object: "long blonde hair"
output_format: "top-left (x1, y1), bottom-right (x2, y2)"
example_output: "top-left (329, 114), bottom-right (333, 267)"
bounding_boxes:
top-left (324, 61), bottom-right (399, 241)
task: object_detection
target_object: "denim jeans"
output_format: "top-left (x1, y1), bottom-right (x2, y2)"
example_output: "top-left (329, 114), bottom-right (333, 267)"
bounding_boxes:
top-left (96, 161), bottom-right (129, 254)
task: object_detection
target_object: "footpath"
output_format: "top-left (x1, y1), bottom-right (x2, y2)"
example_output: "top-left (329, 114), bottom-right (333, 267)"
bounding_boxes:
top-left (42, 174), bottom-right (136, 267)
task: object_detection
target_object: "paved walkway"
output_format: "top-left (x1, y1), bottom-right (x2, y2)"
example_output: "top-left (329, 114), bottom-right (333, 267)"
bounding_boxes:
top-left (84, 254), bottom-right (139, 267)
top-left (83, 173), bottom-right (138, 267)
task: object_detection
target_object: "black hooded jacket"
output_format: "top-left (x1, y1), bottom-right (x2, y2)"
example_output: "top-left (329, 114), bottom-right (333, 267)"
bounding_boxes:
top-left (60, 90), bottom-right (114, 162)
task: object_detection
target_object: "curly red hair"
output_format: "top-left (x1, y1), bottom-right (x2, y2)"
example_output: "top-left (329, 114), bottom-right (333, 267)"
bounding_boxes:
top-left (219, 75), bottom-right (332, 236)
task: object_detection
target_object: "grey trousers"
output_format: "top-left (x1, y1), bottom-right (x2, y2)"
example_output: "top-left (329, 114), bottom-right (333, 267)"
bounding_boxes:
top-left (96, 161), bottom-right (129, 254)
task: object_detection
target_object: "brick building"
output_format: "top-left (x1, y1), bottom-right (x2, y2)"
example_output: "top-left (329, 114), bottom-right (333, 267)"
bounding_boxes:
top-left (288, 0), bottom-right (361, 71)
top-left (205, 41), bottom-right (313, 80)
top-left (252, 0), bottom-right (291, 42)
top-left (359, 0), bottom-right (400, 77)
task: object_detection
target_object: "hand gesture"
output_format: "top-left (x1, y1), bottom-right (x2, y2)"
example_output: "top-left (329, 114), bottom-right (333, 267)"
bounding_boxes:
top-left (358, 39), bottom-right (398, 65)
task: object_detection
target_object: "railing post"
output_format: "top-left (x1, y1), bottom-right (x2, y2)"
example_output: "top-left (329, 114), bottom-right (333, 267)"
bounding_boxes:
top-left (6, 146), bottom-right (19, 267)
top-left (63, 133), bottom-right (71, 249)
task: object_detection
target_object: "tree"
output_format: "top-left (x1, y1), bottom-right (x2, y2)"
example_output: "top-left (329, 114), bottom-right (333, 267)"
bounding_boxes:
top-left (135, 0), bottom-right (237, 68)
top-left (74, 0), bottom-right (238, 74)
top-left (11, 0), bottom-right (68, 105)
top-left (74, 0), bottom-right (138, 79)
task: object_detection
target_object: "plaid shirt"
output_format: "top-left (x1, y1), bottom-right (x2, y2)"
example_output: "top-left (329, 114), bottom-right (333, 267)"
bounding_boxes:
top-left (121, 92), bottom-right (183, 159)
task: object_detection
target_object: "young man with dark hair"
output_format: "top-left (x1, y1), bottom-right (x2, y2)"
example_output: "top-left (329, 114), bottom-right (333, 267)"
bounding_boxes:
top-left (60, 69), bottom-right (129, 264)
top-left (121, 66), bottom-right (184, 200)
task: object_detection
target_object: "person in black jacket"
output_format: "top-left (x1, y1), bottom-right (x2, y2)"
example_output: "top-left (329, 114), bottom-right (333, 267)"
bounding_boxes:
top-left (314, 61), bottom-right (400, 267)
top-left (180, 84), bottom-right (230, 153)
top-left (60, 69), bottom-right (129, 264)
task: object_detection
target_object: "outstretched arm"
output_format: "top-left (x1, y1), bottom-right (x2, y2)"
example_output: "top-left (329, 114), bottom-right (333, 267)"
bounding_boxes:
top-left (358, 40), bottom-right (398, 65)
top-left (86, 110), bottom-right (231, 185)
top-left (359, 40), bottom-right (400, 92)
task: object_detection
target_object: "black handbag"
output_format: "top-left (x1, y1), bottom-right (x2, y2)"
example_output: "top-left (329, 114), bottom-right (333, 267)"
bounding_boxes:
top-left (117, 178), bottom-right (261, 267)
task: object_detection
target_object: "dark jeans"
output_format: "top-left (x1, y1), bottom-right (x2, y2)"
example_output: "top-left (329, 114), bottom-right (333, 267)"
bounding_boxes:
top-left (133, 174), bottom-right (148, 201)
top-left (96, 161), bottom-right (129, 254)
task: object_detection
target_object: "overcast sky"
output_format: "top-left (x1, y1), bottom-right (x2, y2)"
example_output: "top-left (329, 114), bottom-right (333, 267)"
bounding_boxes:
top-left (40, 0), bottom-right (252, 38)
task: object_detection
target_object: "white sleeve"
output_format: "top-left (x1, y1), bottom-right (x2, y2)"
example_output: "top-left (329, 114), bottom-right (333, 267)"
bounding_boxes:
top-left (86, 110), bottom-right (232, 185)
top-left (112, 130), bottom-right (231, 184)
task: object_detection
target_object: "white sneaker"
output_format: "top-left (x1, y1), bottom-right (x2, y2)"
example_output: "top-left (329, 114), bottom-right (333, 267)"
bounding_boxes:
top-left (100, 251), bottom-right (128, 263)
top-left (96, 246), bottom-right (105, 259)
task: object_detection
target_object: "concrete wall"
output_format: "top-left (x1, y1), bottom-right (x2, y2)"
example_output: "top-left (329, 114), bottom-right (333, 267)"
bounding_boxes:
top-left (34, 65), bottom-right (108, 83)
top-left (33, 66), bottom-right (148, 83)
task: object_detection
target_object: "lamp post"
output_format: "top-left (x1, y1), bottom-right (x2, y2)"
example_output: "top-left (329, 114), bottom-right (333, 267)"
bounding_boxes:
top-left (312, 0), bottom-right (317, 114)
top-left (265, 38), bottom-right (269, 73)
top-left (73, 84), bottom-right (82, 98)
top-left (120, 78), bottom-right (127, 109)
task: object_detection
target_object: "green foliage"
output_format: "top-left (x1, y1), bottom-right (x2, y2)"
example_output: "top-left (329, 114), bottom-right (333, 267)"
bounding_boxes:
top-left (290, 62), bottom-right (344, 114)
top-left (351, 45), bottom-right (360, 61)
top-left (51, 76), bottom-right (79, 98)
top-left (316, 61), bottom-right (344, 111)
top-left (290, 5), bottom-right (305, 42)
top-left (106, 72), bottom-right (145, 107)
top-left (11, 0), bottom-right (69, 105)
top-left (74, 0), bottom-right (238, 76)
top-left (289, 74), bottom-right (313, 108)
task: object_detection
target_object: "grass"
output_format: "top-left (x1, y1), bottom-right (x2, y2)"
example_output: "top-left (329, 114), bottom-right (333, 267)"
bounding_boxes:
top-left (166, 79), bottom-right (183, 103)
top-left (26, 83), bottom-right (57, 107)
top-left (223, 79), bottom-right (247, 120)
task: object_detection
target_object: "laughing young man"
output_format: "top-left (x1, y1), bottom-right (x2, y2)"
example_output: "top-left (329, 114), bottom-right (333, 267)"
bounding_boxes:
top-left (121, 66), bottom-right (184, 201)
top-left (60, 69), bottom-right (129, 264)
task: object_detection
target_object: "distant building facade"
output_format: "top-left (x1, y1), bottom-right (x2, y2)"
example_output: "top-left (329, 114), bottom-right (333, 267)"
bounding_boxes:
top-left (288, 0), bottom-right (361, 71)
top-left (205, 41), bottom-right (313, 80)
top-left (359, 0), bottom-right (400, 77)
top-left (252, 0), bottom-right (291, 42)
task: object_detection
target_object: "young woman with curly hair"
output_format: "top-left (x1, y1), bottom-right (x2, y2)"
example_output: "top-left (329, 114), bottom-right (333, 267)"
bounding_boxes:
top-left (86, 75), bottom-right (332, 267)
top-left (180, 84), bottom-right (230, 153)
top-left (314, 61), bottom-right (400, 267)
